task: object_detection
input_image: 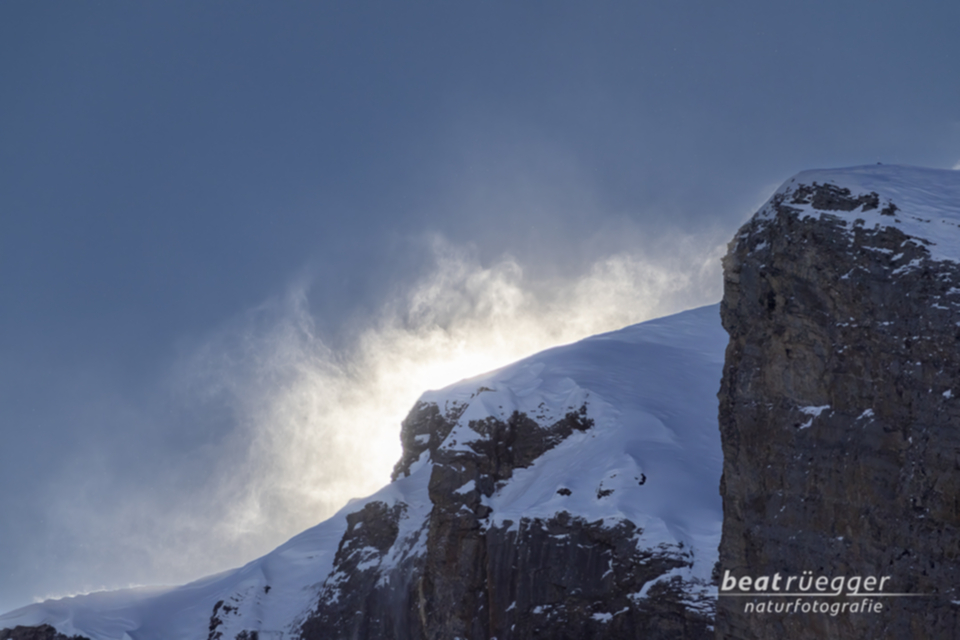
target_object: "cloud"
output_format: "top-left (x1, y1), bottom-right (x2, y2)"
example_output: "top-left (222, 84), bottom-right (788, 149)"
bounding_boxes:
top-left (35, 230), bottom-right (726, 602)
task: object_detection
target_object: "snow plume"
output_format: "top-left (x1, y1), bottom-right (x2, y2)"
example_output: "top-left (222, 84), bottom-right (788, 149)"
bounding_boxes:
top-left (34, 233), bottom-right (723, 606)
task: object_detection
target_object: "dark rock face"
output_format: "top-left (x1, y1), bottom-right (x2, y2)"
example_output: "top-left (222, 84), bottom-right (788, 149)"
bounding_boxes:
top-left (299, 398), bottom-right (713, 640)
top-left (299, 500), bottom-right (424, 640)
top-left (480, 514), bottom-right (710, 640)
top-left (392, 401), bottom-right (464, 481)
top-left (207, 597), bottom-right (253, 640)
top-left (0, 626), bottom-right (88, 640)
top-left (391, 399), bottom-right (594, 483)
top-left (718, 180), bottom-right (960, 638)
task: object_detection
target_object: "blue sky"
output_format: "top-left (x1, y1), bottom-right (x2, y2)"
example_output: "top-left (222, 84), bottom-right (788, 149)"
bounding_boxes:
top-left (2, 1), bottom-right (958, 612)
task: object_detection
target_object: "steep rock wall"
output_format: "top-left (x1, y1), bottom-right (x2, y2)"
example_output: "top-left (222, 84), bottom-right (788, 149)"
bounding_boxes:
top-left (717, 170), bottom-right (960, 639)
top-left (299, 396), bottom-right (713, 640)
top-left (0, 627), bottom-right (88, 640)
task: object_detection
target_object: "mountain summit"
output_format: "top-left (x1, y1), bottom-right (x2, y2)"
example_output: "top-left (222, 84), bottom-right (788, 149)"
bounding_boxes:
top-left (9, 164), bottom-right (958, 640)
top-left (2, 304), bottom-right (726, 640)
top-left (718, 164), bottom-right (960, 639)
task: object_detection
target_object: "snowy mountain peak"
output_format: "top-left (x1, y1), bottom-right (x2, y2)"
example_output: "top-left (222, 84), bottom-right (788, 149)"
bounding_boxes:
top-left (754, 164), bottom-right (960, 264)
top-left (2, 304), bottom-right (726, 640)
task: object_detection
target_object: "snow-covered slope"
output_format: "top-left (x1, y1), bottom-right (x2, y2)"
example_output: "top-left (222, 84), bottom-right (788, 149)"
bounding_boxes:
top-left (1, 303), bottom-right (726, 640)
top-left (762, 165), bottom-right (960, 263)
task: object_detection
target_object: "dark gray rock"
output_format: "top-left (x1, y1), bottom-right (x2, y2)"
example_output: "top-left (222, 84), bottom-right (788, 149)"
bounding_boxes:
top-left (299, 500), bottom-right (424, 640)
top-left (0, 626), bottom-right (88, 640)
top-left (299, 397), bottom-right (713, 639)
top-left (207, 595), bottom-right (259, 640)
top-left (480, 513), bottom-right (710, 640)
top-left (717, 178), bottom-right (960, 639)
top-left (392, 400), bottom-right (465, 481)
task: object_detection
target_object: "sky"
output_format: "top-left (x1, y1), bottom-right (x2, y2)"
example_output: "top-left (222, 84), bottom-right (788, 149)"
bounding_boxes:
top-left (2, 0), bottom-right (959, 614)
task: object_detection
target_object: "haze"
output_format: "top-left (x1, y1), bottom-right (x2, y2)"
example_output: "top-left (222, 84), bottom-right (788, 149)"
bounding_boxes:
top-left (1, 1), bottom-right (958, 613)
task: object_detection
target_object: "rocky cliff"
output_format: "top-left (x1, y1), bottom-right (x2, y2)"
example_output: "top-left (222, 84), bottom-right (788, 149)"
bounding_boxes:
top-left (296, 305), bottom-right (726, 640)
top-left (9, 165), bottom-right (960, 640)
top-left (299, 400), bottom-right (711, 640)
top-left (717, 166), bottom-right (960, 639)
top-left (0, 626), bottom-right (86, 640)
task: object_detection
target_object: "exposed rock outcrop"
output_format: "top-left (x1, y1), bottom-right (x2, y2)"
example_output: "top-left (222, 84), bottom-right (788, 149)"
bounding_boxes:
top-left (717, 167), bottom-right (960, 639)
top-left (300, 398), bottom-right (714, 640)
top-left (0, 626), bottom-right (88, 640)
top-left (298, 499), bottom-right (420, 639)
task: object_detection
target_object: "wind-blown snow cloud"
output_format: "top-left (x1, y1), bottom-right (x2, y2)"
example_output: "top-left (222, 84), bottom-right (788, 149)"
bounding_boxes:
top-left (36, 232), bottom-right (724, 600)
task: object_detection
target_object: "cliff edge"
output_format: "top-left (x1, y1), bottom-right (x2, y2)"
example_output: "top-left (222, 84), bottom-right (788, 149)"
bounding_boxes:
top-left (717, 165), bottom-right (960, 639)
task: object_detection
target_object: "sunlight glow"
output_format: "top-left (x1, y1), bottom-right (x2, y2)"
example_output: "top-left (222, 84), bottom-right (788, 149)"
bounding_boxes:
top-left (202, 237), bottom-right (725, 532)
top-left (49, 235), bottom-right (724, 592)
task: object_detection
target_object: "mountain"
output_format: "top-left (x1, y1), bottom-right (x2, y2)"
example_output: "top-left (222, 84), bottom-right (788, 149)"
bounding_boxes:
top-left (717, 165), bottom-right (960, 639)
top-left (12, 164), bottom-right (958, 640)
top-left (1, 304), bottom-right (727, 640)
